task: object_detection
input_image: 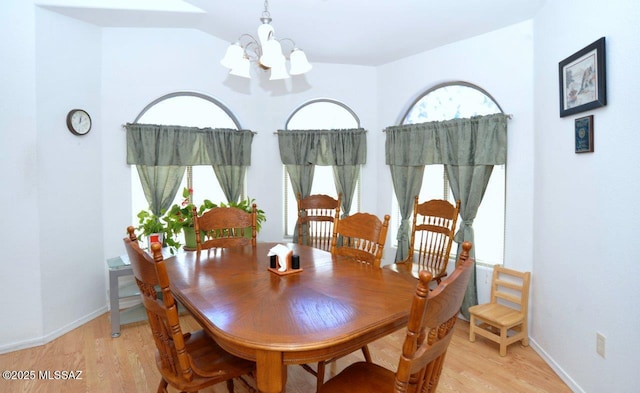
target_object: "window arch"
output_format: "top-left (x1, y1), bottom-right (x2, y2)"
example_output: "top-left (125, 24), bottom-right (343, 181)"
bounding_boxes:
top-left (285, 98), bottom-right (361, 129)
top-left (283, 98), bottom-right (361, 236)
top-left (134, 91), bottom-right (242, 127)
top-left (400, 81), bottom-right (503, 124)
top-left (131, 91), bottom-right (243, 228)
top-left (392, 82), bottom-right (505, 265)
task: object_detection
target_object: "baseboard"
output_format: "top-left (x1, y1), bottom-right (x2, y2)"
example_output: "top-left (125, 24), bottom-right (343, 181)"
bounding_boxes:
top-left (529, 337), bottom-right (583, 393)
top-left (0, 336), bottom-right (46, 355)
top-left (0, 306), bottom-right (107, 355)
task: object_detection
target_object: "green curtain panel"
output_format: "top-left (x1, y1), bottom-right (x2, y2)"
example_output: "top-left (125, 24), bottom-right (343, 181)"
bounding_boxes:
top-left (445, 164), bottom-right (494, 318)
top-left (389, 165), bottom-right (425, 262)
top-left (284, 164), bottom-right (315, 241)
top-left (136, 165), bottom-right (186, 216)
top-left (385, 113), bottom-right (508, 316)
top-left (212, 165), bottom-right (246, 203)
top-left (332, 165), bottom-right (359, 218)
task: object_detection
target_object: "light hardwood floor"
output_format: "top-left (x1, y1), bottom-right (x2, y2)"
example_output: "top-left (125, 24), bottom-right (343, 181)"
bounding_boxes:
top-left (0, 313), bottom-right (571, 393)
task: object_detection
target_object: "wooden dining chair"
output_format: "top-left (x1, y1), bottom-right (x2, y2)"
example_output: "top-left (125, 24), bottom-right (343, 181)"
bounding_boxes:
top-left (123, 226), bottom-right (256, 393)
top-left (317, 242), bottom-right (474, 393)
top-left (296, 193), bottom-right (341, 251)
top-left (468, 266), bottom-right (531, 356)
top-left (302, 212), bottom-right (390, 391)
top-left (192, 204), bottom-right (257, 252)
top-left (390, 197), bottom-right (460, 284)
top-left (330, 212), bottom-right (391, 268)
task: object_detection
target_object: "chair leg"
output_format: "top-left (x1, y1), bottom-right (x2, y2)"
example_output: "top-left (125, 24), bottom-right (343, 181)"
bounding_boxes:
top-left (157, 378), bottom-right (169, 393)
top-left (361, 345), bottom-right (372, 363)
top-left (237, 375), bottom-right (258, 393)
top-left (312, 346), bottom-right (371, 391)
top-left (522, 321), bottom-right (529, 347)
top-left (469, 316), bottom-right (476, 342)
top-left (226, 379), bottom-right (234, 393)
top-left (315, 361), bottom-right (326, 392)
top-left (499, 326), bottom-right (508, 356)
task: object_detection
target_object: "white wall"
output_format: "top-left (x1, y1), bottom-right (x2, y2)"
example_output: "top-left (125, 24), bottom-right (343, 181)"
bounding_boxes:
top-left (533, 1), bottom-right (640, 392)
top-left (35, 8), bottom-right (105, 339)
top-left (0, 0), bottom-right (43, 350)
top-left (0, 2), bottom-right (105, 352)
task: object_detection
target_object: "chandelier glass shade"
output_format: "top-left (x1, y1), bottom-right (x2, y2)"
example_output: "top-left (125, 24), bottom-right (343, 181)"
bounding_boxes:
top-left (220, 0), bottom-right (312, 80)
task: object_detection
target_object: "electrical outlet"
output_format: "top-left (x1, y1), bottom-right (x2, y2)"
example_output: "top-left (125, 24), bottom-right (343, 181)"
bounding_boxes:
top-left (596, 332), bottom-right (606, 358)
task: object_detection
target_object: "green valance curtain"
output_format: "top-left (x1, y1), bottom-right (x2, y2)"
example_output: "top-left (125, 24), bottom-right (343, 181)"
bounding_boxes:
top-left (126, 124), bottom-right (254, 166)
top-left (277, 128), bottom-right (367, 238)
top-left (385, 113), bottom-right (508, 317)
top-left (385, 113), bottom-right (507, 166)
top-left (125, 123), bottom-right (255, 213)
top-left (277, 129), bottom-right (367, 166)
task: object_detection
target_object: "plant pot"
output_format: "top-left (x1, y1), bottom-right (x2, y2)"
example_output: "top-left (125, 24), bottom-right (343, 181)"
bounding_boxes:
top-left (148, 233), bottom-right (164, 248)
top-left (183, 227), bottom-right (197, 251)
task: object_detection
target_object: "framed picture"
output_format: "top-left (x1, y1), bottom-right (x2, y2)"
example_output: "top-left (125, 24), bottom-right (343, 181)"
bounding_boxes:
top-left (575, 115), bottom-right (594, 153)
top-left (559, 37), bottom-right (606, 117)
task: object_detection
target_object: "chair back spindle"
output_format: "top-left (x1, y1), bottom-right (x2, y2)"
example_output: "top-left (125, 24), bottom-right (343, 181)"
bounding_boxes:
top-left (330, 212), bottom-right (390, 268)
top-left (392, 197), bottom-right (460, 284)
top-left (192, 204), bottom-right (257, 252)
top-left (296, 193), bottom-right (341, 251)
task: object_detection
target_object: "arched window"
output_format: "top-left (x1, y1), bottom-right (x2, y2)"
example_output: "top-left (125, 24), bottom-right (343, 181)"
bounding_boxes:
top-left (283, 99), bottom-right (361, 236)
top-left (392, 82), bottom-right (505, 265)
top-left (131, 92), bottom-right (242, 226)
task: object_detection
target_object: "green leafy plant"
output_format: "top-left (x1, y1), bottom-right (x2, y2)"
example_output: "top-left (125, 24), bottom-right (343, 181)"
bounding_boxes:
top-left (136, 209), bottom-right (166, 237)
top-left (135, 209), bottom-right (182, 251)
top-left (164, 188), bottom-right (215, 236)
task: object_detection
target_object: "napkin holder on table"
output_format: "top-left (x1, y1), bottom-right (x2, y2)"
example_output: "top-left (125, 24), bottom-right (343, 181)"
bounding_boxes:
top-left (267, 244), bottom-right (302, 276)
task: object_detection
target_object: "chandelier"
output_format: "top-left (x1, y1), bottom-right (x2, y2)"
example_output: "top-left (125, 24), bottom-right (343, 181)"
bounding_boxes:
top-left (220, 0), bottom-right (312, 80)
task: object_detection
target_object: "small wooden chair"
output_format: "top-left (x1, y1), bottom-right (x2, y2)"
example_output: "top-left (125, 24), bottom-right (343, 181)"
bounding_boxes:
top-left (317, 242), bottom-right (474, 393)
top-left (296, 193), bottom-right (341, 251)
top-left (330, 212), bottom-right (391, 268)
top-left (123, 226), bottom-right (256, 393)
top-left (192, 204), bottom-right (257, 252)
top-left (468, 266), bottom-right (531, 356)
top-left (390, 197), bottom-right (460, 284)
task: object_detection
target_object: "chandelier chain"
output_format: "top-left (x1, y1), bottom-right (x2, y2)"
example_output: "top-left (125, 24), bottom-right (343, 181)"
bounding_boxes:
top-left (262, 0), bottom-right (271, 19)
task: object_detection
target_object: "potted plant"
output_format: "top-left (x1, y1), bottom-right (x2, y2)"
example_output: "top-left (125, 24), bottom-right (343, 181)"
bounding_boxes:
top-left (164, 188), bottom-right (197, 250)
top-left (135, 209), bottom-right (168, 248)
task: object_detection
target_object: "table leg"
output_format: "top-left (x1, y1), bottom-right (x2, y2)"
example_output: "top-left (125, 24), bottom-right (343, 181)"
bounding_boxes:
top-left (109, 269), bottom-right (121, 338)
top-left (255, 350), bottom-right (287, 393)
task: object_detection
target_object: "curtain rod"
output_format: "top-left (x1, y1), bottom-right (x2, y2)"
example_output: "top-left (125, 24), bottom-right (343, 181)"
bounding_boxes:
top-left (124, 115), bottom-right (513, 131)
top-left (122, 124), bottom-right (257, 134)
top-left (381, 113), bottom-right (513, 132)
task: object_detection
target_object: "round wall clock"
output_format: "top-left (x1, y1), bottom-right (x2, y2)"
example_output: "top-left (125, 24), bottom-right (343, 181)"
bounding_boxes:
top-left (66, 109), bottom-right (92, 136)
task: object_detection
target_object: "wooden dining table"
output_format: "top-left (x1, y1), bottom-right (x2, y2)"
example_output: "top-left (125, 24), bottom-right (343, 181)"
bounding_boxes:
top-left (165, 242), bottom-right (417, 393)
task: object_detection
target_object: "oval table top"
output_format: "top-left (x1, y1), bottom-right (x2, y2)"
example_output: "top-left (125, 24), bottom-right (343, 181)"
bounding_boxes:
top-left (165, 242), bottom-right (418, 392)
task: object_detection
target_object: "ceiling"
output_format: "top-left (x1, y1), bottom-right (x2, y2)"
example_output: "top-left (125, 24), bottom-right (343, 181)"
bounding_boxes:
top-left (37, 0), bottom-right (545, 66)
